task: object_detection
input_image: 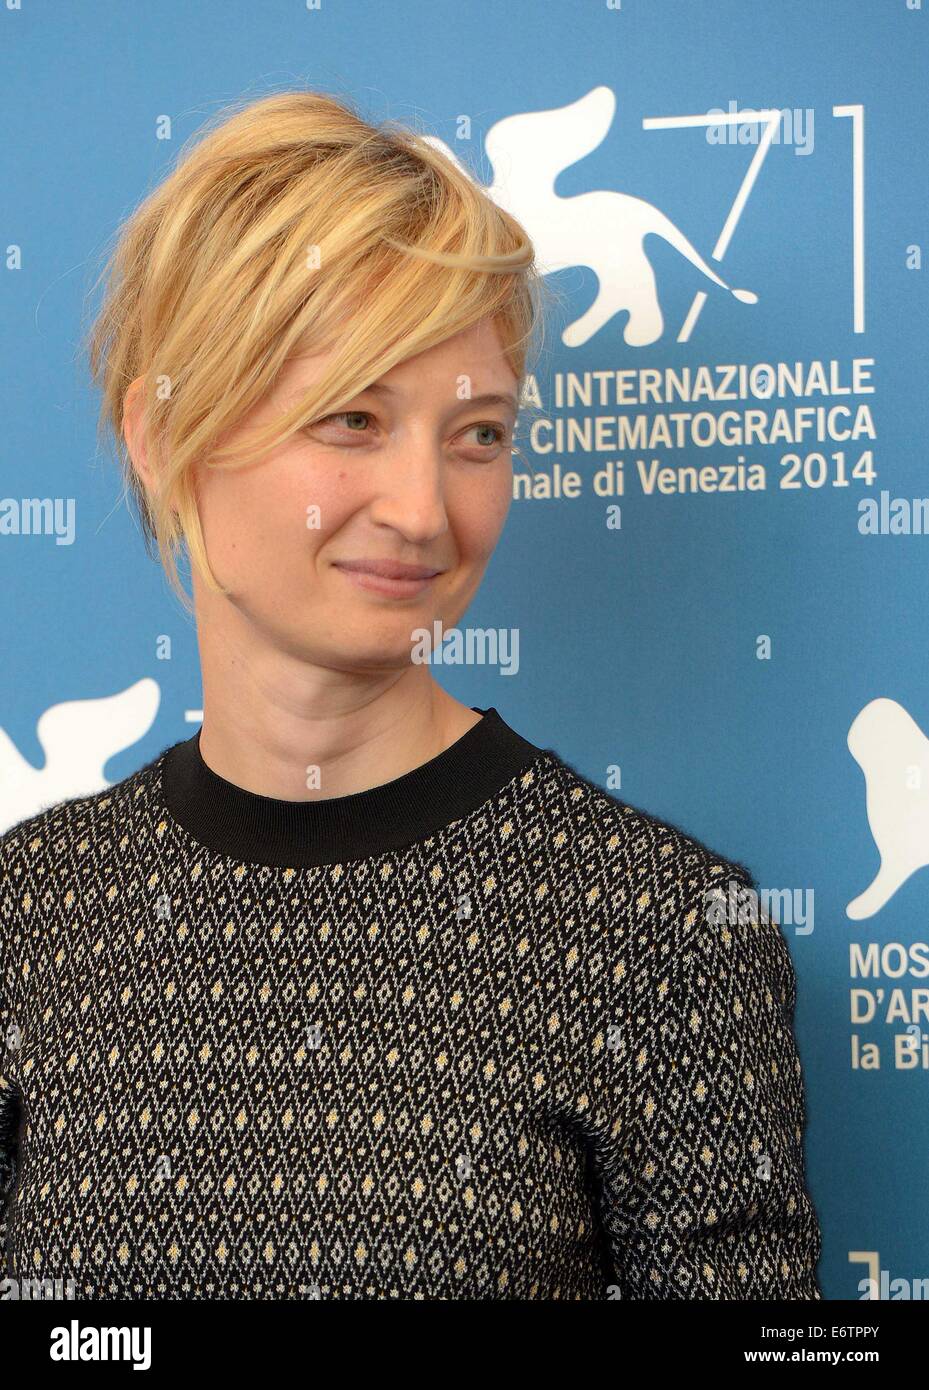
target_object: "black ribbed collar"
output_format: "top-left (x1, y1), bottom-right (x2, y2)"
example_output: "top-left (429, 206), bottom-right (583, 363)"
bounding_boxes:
top-left (158, 706), bottom-right (546, 868)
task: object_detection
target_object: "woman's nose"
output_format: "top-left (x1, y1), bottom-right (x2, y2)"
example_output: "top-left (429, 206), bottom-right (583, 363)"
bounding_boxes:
top-left (367, 443), bottom-right (450, 541)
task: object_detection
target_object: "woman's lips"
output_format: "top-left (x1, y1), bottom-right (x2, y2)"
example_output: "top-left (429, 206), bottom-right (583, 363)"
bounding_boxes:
top-left (332, 561), bottom-right (442, 598)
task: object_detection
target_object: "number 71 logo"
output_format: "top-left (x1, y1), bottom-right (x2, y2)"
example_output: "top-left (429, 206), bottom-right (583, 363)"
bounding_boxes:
top-left (644, 104), bottom-right (865, 338)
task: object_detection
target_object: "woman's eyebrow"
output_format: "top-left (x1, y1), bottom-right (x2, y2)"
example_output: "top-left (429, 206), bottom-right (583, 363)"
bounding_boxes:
top-left (458, 391), bottom-right (518, 413)
top-left (362, 381), bottom-right (518, 412)
top-left (284, 381), bottom-right (518, 414)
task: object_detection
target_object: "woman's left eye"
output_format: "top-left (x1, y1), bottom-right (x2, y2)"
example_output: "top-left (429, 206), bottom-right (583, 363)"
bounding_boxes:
top-left (464, 422), bottom-right (506, 449)
top-left (322, 411), bottom-right (371, 432)
top-left (314, 414), bottom-right (507, 451)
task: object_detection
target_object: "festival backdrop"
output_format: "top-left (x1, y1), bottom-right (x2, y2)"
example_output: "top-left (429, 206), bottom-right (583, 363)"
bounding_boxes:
top-left (2, 0), bottom-right (927, 1302)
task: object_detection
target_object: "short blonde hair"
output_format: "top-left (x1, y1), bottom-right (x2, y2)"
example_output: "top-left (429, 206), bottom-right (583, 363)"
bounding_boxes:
top-left (87, 89), bottom-right (554, 612)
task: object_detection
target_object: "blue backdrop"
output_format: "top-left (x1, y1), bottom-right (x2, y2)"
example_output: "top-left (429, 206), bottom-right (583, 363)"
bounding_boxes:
top-left (3, 0), bottom-right (928, 1302)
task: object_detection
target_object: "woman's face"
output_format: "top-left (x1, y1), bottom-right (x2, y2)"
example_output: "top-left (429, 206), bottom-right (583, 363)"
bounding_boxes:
top-left (190, 315), bottom-right (519, 671)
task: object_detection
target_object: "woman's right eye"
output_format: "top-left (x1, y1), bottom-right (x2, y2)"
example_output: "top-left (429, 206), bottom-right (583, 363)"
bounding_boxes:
top-left (317, 410), bottom-right (372, 432)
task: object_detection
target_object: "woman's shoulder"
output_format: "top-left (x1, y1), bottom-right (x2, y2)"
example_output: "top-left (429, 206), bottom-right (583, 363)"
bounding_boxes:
top-left (0, 741), bottom-right (170, 882)
top-left (529, 745), bottom-right (755, 890)
top-left (529, 749), bottom-right (799, 1021)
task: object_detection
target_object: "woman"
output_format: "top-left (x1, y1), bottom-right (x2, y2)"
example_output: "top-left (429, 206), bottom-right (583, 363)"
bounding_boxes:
top-left (0, 90), bottom-right (821, 1301)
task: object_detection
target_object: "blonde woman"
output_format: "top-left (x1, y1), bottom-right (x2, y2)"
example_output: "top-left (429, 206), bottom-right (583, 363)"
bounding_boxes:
top-left (0, 90), bottom-right (821, 1301)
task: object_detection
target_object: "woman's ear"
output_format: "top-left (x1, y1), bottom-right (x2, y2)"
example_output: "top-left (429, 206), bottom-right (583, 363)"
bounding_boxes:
top-left (122, 375), bottom-right (177, 517)
top-left (122, 376), bottom-right (155, 497)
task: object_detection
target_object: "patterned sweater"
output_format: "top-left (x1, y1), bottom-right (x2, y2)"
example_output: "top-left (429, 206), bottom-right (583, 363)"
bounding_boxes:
top-left (0, 706), bottom-right (822, 1301)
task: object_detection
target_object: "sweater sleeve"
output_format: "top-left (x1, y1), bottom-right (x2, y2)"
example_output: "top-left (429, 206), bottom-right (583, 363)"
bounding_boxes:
top-left (0, 858), bottom-right (23, 1267)
top-left (595, 864), bottom-right (823, 1299)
